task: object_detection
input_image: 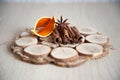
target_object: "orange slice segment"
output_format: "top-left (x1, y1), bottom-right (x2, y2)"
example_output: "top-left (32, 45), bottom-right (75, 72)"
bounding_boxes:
top-left (32, 16), bottom-right (55, 37)
top-left (37, 17), bottom-right (55, 37)
top-left (34, 18), bottom-right (51, 30)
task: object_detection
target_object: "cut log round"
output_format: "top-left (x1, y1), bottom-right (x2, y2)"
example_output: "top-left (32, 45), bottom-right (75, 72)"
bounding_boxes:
top-left (60, 43), bottom-right (79, 48)
top-left (78, 27), bottom-right (97, 35)
top-left (11, 43), bottom-right (51, 64)
top-left (81, 35), bottom-right (85, 43)
top-left (76, 43), bottom-right (103, 57)
top-left (86, 34), bottom-right (109, 46)
top-left (20, 31), bottom-right (31, 37)
top-left (92, 48), bottom-right (109, 59)
top-left (24, 44), bottom-right (51, 58)
top-left (53, 56), bottom-right (89, 67)
top-left (51, 47), bottom-right (78, 62)
top-left (15, 37), bottom-right (38, 47)
top-left (30, 56), bottom-right (50, 64)
top-left (41, 41), bottom-right (59, 48)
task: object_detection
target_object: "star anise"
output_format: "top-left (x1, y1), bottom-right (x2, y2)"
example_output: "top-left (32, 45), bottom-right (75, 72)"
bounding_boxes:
top-left (56, 16), bottom-right (69, 26)
top-left (55, 16), bottom-right (70, 31)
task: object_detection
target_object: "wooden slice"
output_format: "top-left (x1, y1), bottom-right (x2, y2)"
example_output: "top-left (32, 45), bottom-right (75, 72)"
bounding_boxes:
top-left (11, 43), bottom-right (50, 64)
top-left (41, 41), bottom-right (59, 48)
top-left (24, 44), bottom-right (51, 58)
top-left (51, 47), bottom-right (78, 62)
top-left (92, 48), bottom-right (109, 59)
top-left (20, 31), bottom-right (31, 37)
top-left (76, 43), bottom-right (104, 57)
top-left (53, 56), bottom-right (89, 67)
top-left (30, 56), bottom-right (50, 64)
top-left (86, 34), bottom-right (109, 46)
top-left (15, 37), bottom-right (38, 47)
top-left (16, 51), bottom-right (50, 64)
top-left (78, 27), bottom-right (97, 35)
top-left (60, 43), bottom-right (79, 48)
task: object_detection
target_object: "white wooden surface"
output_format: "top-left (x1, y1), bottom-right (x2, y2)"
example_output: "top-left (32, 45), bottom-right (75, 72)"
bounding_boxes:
top-left (1, 0), bottom-right (120, 3)
top-left (0, 2), bottom-right (120, 80)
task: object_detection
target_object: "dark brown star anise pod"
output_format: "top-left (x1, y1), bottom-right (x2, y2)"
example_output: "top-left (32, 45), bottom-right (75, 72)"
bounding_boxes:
top-left (55, 16), bottom-right (70, 31)
top-left (56, 16), bottom-right (69, 26)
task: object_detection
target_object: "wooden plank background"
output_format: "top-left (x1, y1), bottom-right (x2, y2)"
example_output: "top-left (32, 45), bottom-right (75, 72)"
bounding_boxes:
top-left (0, 2), bottom-right (120, 80)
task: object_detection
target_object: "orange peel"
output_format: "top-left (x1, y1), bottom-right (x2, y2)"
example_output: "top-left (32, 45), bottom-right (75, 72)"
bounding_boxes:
top-left (32, 16), bottom-right (55, 37)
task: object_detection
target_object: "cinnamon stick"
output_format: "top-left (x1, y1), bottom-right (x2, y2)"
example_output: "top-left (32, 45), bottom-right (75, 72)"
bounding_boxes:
top-left (71, 27), bottom-right (82, 42)
top-left (63, 28), bottom-right (69, 38)
top-left (63, 25), bottom-right (76, 43)
top-left (65, 25), bottom-right (76, 38)
top-left (62, 36), bottom-right (70, 44)
top-left (63, 28), bottom-right (72, 44)
top-left (52, 28), bottom-right (62, 43)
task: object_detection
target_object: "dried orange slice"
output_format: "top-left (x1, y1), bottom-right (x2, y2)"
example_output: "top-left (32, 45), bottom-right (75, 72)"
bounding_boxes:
top-left (32, 16), bottom-right (55, 37)
top-left (34, 17), bottom-right (51, 30)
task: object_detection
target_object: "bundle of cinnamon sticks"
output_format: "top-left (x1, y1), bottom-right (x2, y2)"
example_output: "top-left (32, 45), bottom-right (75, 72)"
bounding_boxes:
top-left (52, 16), bottom-right (82, 44)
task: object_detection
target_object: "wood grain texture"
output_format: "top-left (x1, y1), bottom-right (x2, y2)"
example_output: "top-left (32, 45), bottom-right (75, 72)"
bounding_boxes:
top-left (0, 2), bottom-right (120, 80)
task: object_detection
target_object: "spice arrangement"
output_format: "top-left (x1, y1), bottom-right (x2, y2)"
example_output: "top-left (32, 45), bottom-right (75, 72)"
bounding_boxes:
top-left (11, 16), bottom-right (109, 67)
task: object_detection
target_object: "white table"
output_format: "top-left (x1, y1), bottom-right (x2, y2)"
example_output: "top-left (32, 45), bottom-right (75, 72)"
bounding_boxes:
top-left (0, 2), bottom-right (120, 80)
